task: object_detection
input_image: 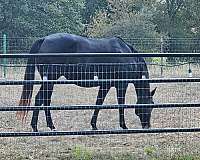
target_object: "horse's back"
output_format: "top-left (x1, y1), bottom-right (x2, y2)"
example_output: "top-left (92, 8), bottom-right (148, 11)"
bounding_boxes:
top-left (39, 33), bottom-right (132, 53)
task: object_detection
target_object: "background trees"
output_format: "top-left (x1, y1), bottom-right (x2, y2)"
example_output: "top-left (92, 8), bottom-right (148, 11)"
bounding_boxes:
top-left (82, 0), bottom-right (108, 24)
top-left (86, 0), bottom-right (159, 39)
top-left (0, 0), bottom-right (85, 37)
top-left (0, 0), bottom-right (199, 52)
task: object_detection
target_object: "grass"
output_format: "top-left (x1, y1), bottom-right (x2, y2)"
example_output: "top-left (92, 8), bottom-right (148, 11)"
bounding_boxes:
top-left (56, 145), bottom-right (200, 160)
top-left (71, 145), bottom-right (93, 160)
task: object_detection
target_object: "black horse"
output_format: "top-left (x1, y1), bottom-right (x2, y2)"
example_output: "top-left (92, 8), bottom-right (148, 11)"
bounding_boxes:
top-left (17, 33), bottom-right (156, 132)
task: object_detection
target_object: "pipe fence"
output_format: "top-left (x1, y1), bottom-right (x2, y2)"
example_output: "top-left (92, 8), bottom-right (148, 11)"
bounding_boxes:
top-left (0, 52), bottom-right (200, 159)
top-left (0, 53), bottom-right (199, 137)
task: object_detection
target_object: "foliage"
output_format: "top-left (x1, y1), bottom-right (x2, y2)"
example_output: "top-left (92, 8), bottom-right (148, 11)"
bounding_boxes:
top-left (0, 0), bottom-right (85, 37)
top-left (82, 0), bottom-right (108, 24)
top-left (172, 155), bottom-right (200, 160)
top-left (1, 0), bottom-right (200, 57)
top-left (182, 0), bottom-right (200, 38)
top-left (151, 0), bottom-right (200, 56)
top-left (144, 146), bottom-right (158, 159)
top-left (86, 0), bottom-right (159, 40)
top-left (71, 145), bottom-right (93, 160)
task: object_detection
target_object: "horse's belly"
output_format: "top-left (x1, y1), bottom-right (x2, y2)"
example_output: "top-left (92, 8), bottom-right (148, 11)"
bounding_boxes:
top-left (65, 63), bottom-right (138, 88)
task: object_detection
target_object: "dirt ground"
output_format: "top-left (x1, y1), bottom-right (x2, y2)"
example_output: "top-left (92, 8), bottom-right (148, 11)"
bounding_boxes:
top-left (0, 63), bottom-right (200, 159)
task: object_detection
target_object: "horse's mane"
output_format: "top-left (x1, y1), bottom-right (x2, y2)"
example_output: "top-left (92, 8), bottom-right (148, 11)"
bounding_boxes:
top-left (115, 36), bottom-right (138, 53)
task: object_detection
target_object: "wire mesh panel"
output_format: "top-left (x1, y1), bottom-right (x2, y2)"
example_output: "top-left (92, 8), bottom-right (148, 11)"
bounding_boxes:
top-left (0, 39), bottom-right (200, 159)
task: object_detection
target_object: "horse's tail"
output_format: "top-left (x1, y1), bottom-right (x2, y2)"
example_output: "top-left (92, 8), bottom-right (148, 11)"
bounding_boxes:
top-left (16, 38), bottom-right (44, 122)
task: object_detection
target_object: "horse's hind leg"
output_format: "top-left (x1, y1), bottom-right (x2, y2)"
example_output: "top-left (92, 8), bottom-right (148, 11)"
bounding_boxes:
top-left (43, 83), bottom-right (55, 131)
top-left (31, 83), bottom-right (55, 132)
top-left (91, 85), bottom-right (110, 130)
top-left (31, 85), bottom-right (45, 132)
top-left (116, 84), bottom-right (128, 129)
top-left (31, 109), bottom-right (40, 132)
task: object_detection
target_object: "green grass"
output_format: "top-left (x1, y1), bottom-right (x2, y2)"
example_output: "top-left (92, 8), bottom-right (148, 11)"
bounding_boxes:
top-left (62, 145), bottom-right (200, 160)
top-left (171, 155), bottom-right (200, 160)
top-left (71, 145), bottom-right (93, 160)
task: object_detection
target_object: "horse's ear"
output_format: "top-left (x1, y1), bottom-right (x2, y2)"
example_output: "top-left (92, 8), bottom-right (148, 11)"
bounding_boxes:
top-left (151, 87), bottom-right (157, 97)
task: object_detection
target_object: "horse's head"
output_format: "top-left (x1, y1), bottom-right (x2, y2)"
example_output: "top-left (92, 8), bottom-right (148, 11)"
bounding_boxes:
top-left (135, 87), bottom-right (156, 129)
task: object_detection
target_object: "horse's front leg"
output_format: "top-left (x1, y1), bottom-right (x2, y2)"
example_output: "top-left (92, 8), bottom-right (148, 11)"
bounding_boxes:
top-left (91, 85), bottom-right (110, 130)
top-left (116, 83), bottom-right (128, 129)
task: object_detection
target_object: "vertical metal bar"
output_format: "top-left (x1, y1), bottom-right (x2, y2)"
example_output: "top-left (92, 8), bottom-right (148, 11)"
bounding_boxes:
top-left (3, 34), bottom-right (7, 78)
top-left (160, 36), bottom-right (164, 77)
top-left (188, 62), bottom-right (192, 77)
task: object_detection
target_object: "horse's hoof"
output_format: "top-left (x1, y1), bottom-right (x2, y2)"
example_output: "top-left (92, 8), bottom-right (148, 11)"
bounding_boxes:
top-left (48, 125), bottom-right (56, 131)
top-left (92, 127), bottom-right (98, 130)
top-left (120, 125), bottom-right (128, 130)
top-left (52, 128), bottom-right (57, 131)
top-left (91, 123), bottom-right (98, 130)
top-left (32, 128), bottom-right (38, 132)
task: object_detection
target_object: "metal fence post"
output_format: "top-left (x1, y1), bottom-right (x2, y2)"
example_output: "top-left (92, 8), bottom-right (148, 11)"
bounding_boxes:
top-left (160, 36), bottom-right (164, 77)
top-left (3, 34), bottom-right (7, 78)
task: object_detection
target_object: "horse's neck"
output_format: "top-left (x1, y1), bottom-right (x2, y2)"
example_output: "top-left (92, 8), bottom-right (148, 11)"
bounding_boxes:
top-left (135, 83), bottom-right (151, 103)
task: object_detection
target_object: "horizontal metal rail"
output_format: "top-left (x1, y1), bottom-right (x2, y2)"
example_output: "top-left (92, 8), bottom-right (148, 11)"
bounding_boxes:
top-left (0, 78), bottom-right (200, 85)
top-left (0, 53), bottom-right (199, 58)
top-left (1, 128), bottom-right (200, 137)
top-left (1, 103), bottom-right (200, 111)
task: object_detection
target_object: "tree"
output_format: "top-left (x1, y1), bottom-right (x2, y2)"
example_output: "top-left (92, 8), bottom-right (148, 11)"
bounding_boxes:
top-left (0, 0), bottom-right (85, 54)
top-left (86, 0), bottom-right (160, 52)
top-left (153, 0), bottom-right (200, 60)
top-left (86, 0), bottom-right (159, 38)
top-left (83, 0), bottom-right (108, 24)
top-left (183, 0), bottom-right (200, 37)
top-left (166, 0), bottom-right (184, 36)
top-left (153, 0), bottom-right (185, 35)
top-left (182, 0), bottom-right (200, 53)
top-left (0, 0), bottom-right (85, 37)
top-left (153, 0), bottom-right (187, 53)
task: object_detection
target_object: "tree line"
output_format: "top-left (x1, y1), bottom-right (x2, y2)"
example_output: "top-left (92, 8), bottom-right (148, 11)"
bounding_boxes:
top-left (0, 0), bottom-right (200, 53)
